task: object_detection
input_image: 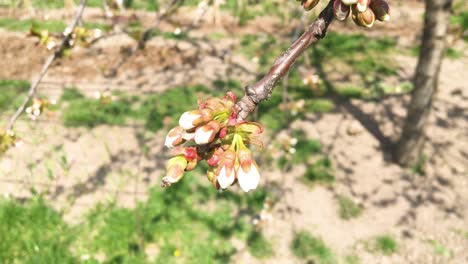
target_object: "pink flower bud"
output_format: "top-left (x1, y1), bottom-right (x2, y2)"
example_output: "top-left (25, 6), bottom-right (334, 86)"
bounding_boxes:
top-left (161, 156), bottom-right (187, 187)
top-left (224, 91), bottom-right (236, 104)
top-left (237, 149), bottom-right (260, 192)
top-left (206, 148), bottom-right (222, 167)
top-left (200, 108), bottom-right (214, 122)
top-left (170, 147), bottom-right (199, 162)
top-left (179, 110), bottom-right (201, 130)
top-left (194, 121), bottom-right (221, 145)
top-left (165, 126), bottom-right (184, 148)
top-left (333, 0), bottom-right (350, 21)
top-left (216, 150), bottom-right (236, 189)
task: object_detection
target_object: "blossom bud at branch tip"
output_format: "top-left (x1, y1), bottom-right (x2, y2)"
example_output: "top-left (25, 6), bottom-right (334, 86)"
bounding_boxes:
top-left (333, 0), bottom-right (350, 21)
top-left (194, 121), bottom-right (221, 145)
top-left (341, 0), bottom-right (357, 5)
top-left (217, 150), bottom-right (236, 189)
top-left (237, 149), bottom-right (260, 192)
top-left (179, 110), bottom-right (201, 130)
top-left (162, 156), bottom-right (188, 187)
top-left (165, 126), bottom-right (184, 148)
top-left (356, 0), bottom-right (369, 13)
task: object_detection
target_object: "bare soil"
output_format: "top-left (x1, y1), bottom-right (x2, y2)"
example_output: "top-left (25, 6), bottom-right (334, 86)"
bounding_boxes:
top-left (0, 2), bottom-right (467, 263)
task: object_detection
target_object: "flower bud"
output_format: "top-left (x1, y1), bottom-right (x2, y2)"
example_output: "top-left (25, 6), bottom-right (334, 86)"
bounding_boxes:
top-left (237, 149), bottom-right (260, 192)
top-left (170, 146), bottom-right (199, 162)
top-left (182, 130), bottom-right (196, 141)
top-left (370, 0), bottom-right (390, 21)
top-left (216, 149), bottom-right (237, 189)
top-left (302, 0), bottom-right (320, 11)
top-left (179, 110), bottom-right (202, 130)
top-left (334, 0), bottom-right (350, 21)
top-left (207, 147), bottom-right (224, 167)
top-left (165, 126), bottom-right (184, 148)
top-left (194, 121), bottom-right (221, 145)
top-left (356, 0), bottom-right (369, 12)
top-left (161, 156), bottom-right (187, 187)
top-left (352, 6), bottom-right (375, 28)
top-left (341, 0), bottom-right (357, 5)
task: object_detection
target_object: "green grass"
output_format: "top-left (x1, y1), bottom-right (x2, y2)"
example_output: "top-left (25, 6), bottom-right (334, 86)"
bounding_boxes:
top-left (368, 235), bottom-right (398, 255)
top-left (427, 239), bottom-right (453, 258)
top-left (344, 254), bottom-right (360, 264)
top-left (0, 17), bottom-right (66, 32)
top-left (60, 85), bottom-right (215, 129)
top-left (0, 79), bottom-right (29, 111)
top-left (62, 97), bottom-right (133, 127)
top-left (0, 197), bottom-right (78, 263)
top-left (411, 154), bottom-right (427, 176)
top-left (0, 169), bottom-right (273, 263)
top-left (0, 17), bottom-right (111, 33)
top-left (140, 85), bottom-right (214, 131)
top-left (60, 87), bottom-right (86, 101)
top-left (291, 231), bottom-right (336, 264)
top-left (337, 195), bottom-right (363, 220)
top-left (247, 233), bottom-right (274, 259)
top-left (302, 158), bottom-right (335, 186)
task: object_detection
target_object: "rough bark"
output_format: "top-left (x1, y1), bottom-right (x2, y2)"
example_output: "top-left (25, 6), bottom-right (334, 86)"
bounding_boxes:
top-left (394, 0), bottom-right (453, 166)
top-left (235, 0), bottom-right (335, 121)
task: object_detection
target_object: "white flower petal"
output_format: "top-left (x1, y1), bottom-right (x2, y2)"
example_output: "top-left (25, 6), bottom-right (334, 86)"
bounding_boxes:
top-left (194, 128), bottom-right (214, 145)
top-left (341, 0), bottom-right (358, 5)
top-left (217, 166), bottom-right (235, 189)
top-left (182, 131), bottom-right (195, 141)
top-left (164, 134), bottom-right (178, 148)
top-left (179, 112), bottom-right (201, 130)
top-left (237, 165), bottom-right (260, 192)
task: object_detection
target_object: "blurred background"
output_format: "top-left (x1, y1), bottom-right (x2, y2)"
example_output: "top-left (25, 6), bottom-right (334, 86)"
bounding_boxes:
top-left (0, 0), bottom-right (467, 263)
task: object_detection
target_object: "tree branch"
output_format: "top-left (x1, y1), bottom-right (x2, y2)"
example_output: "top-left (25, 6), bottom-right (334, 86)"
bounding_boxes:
top-left (5, 0), bottom-right (88, 131)
top-left (235, 0), bottom-right (335, 121)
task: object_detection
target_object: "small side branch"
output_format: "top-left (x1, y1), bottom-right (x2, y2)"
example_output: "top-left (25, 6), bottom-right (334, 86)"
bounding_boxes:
top-left (5, 0), bottom-right (88, 131)
top-left (235, 0), bottom-right (335, 121)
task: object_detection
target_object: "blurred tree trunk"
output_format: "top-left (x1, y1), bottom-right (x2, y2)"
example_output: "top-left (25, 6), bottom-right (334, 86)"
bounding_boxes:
top-left (394, 0), bottom-right (453, 166)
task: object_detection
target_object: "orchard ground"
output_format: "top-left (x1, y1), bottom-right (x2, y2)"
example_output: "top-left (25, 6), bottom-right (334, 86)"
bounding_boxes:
top-left (0, 1), bottom-right (467, 263)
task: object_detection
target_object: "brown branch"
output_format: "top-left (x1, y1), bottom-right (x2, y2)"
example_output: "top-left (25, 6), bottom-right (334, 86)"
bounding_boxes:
top-left (235, 0), bottom-right (335, 121)
top-left (5, 0), bottom-right (88, 131)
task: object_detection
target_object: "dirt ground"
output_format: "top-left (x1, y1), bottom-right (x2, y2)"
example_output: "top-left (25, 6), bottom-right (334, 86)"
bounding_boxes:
top-left (1, 2), bottom-right (467, 263)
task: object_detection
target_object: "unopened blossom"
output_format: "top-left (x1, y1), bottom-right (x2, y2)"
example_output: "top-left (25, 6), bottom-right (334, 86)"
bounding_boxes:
top-left (179, 110), bottom-right (202, 130)
top-left (194, 121), bottom-right (221, 145)
top-left (161, 156), bottom-right (188, 187)
top-left (237, 148), bottom-right (260, 192)
top-left (165, 126), bottom-right (184, 148)
top-left (216, 149), bottom-right (237, 189)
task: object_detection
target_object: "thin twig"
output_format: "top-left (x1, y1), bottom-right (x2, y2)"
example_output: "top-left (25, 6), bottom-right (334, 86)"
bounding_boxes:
top-left (235, 0), bottom-right (335, 121)
top-left (5, 0), bottom-right (88, 131)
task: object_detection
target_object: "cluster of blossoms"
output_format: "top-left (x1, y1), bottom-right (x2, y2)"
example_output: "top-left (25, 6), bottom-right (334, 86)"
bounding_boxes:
top-left (29, 26), bottom-right (103, 51)
top-left (94, 89), bottom-right (114, 105)
top-left (279, 99), bottom-right (306, 116)
top-left (25, 98), bottom-right (54, 120)
top-left (298, 0), bottom-right (390, 28)
top-left (163, 92), bottom-right (264, 192)
top-left (0, 130), bottom-right (22, 155)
